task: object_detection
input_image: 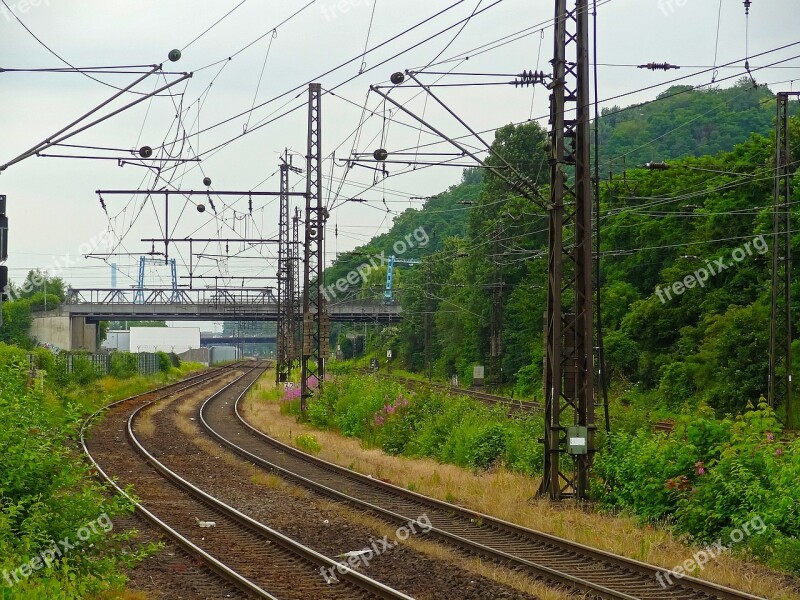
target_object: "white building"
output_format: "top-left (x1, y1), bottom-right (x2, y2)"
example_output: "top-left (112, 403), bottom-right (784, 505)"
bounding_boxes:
top-left (128, 327), bottom-right (201, 354)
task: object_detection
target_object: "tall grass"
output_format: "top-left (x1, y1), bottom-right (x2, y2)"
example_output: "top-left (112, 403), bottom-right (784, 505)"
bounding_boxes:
top-left (293, 373), bottom-right (544, 475)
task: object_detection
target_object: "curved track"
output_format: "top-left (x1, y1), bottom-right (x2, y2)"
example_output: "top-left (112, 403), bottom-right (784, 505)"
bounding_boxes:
top-left (82, 363), bottom-right (414, 600)
top-left (199, 374), bottom-right (765, 600)
top-left (388, 374), bottom-right (543, 412)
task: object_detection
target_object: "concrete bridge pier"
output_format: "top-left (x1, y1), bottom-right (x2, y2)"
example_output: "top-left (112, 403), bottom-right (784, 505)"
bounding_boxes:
top-left (30, 312), bottom-right (98, 351)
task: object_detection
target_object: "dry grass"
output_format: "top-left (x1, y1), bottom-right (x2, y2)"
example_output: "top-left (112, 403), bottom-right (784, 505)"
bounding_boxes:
top-left (137, 372), bottom-right (240, 439)
top-left (241, 373), bottom-right (800, 600)
top-left (165, 377), bottom-right (556, 598)
top-left (112, 591), bottom-right (149, 600)
top-left (316, 497), bottom-right (573, 600)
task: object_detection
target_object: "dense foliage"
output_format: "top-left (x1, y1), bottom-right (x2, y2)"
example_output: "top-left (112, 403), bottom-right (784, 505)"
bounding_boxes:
top-left (594, 401), bottom-right (800, 573)
top-left (1, 271), bottom-right (68, 348)
top-left (0, 351), bottom-right (151, 599)
top-left (292, 373), bottom-right (543, 475)
top-left (597, 80), bottom-right (785, 171)
top-left (327, 82), bottom-right (800, 421)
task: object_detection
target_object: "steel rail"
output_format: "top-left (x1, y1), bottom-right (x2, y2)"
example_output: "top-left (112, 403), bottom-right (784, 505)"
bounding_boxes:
top-left (81, 363), bottom-right (276, 598)
top-left (85, 362), bottom-right (414, 600)
top-left (385, 374), bottom-right (544, 412)
top-left (197, 381), bottom-right (766, 600)
top-left (126, 363), bottom-right (414, 600)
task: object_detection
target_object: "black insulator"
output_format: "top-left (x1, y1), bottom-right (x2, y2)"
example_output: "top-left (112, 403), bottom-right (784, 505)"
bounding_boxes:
top-left (743, 0), bottom-right (751, 15)
top-left (208, 198), bottom-right (216, 213)
top-left (197, 204), bottom-right (206, 213)
top-left (168, 49), bottom-right (182, 62)
top-left (514, 70), bottom-right (546, 88)
top-left (645, 161), bottom-right (670, 171)
top-left (373, 148), bottom-right (389, 161)
top-left (203, 176), bottom-right (212, 187)
top-left (391, 72), bottom-right (405, 85)
top-left (638, 62), bottom-right (680, 71)
top-left (138, 146), bottom-right (153, 158)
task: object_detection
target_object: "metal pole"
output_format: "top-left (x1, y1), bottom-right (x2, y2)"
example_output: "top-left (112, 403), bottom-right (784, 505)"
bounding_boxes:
top-left (769, 92), bottom-right (796, 428)
top-left (540, 0), bottom-right (596, 500)
top-left (277, 153), bottom-right (292, 385)
top-left (292, 207), bottom-right (301, 363)
top-left (301, 83), bottom-right (327, 412)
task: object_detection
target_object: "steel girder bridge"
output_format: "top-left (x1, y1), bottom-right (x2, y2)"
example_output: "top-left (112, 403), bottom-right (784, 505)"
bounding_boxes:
top-left (63, 288), bottom-right (403, 324)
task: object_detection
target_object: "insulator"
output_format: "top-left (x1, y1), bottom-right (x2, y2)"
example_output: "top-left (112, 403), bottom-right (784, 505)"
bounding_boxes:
top-left (390, 72), bottom-right (405, 85)
top-left (514, 70), bottom-right (546, 88)
top-left (168, 49), bottom-right (182, 62)
top-left (248, 197), bottom-right (253, 215)
top-left (743, 0), bottom-right (751, 15)
top-left (373, 148), bottom-right (389, 161)
top-left (645, 161), bottom-right (670, 170)
top-left (138, 146), bottom-right (153, 158)
top-left (638, 62), bottom-right (680, 71)
top-left (99, 197), bottom-right (107, 212)
top-left (197, 204), bottom-right (206, 213)
top-left (203, 176), bottom-right (212, 187)
top-left (208, 198), bottom-right (216, 213)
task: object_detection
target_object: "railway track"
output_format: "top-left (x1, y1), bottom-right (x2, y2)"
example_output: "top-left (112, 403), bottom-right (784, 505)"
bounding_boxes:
top-left (82, 363), bottom-right (414, 600)
top-left (200, 373), bottom-right (765, 600)
top-left (387, 374), bottom-right (544, 412)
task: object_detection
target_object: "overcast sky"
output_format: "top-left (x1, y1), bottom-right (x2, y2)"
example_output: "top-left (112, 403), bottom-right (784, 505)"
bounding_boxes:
top-left (0, 0), bottom-right (797, 301)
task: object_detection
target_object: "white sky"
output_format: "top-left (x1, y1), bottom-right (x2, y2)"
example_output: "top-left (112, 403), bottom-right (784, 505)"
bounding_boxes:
top-left (0, 0), bottom-right (797, 298)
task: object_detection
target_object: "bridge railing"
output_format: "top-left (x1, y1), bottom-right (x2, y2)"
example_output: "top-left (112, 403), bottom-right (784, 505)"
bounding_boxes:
top-left (66, 287), bottom-right (279, 306)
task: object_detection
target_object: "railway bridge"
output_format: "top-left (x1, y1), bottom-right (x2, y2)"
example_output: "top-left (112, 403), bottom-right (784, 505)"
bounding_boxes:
top-left (30, 288), bottom-right (403, 350)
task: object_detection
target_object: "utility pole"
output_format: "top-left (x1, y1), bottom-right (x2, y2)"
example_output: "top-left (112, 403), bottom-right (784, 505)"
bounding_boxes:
top-left (424, 260), bottom-right (433, 382)
top-left (0, 195), bottom-right (8, 327)
top-left (769, 92), bottom-right (798, 428)
top-left (292, 206), bottom-right (302, 362)
top-left (276, 151), bottom-right (292, 385)
top-left (540, 0), bottom-right (596, 500)
top-left (301, 83), bottom-right (328, 412)
top-left (489, 226), bottom-right (504, 387)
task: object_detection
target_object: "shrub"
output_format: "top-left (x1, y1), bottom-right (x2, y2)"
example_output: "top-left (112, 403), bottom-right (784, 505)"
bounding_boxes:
top-left (295, 433), bottom-right (322, 454)
top-left (156, 351), bottom-right (172, 373)
top-left (71, 354), bottom-right (99, 386)
top-left (110, 352), bottom-right (138, 379)
top-left (593, 400), bottom-right (800, 573)
top-left (308, 374), bottom-right (544, 477)
top-left (0, 360), bottom-right (150, 597)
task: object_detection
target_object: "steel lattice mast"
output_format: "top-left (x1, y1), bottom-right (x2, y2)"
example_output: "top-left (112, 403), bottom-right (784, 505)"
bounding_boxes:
top-left (301, 83), bottom-right (328, 411)
top-left (276, 152), bottom-right (293, 384)
top-left (539, 0), bottom-right (596, 500)
top-left (768, 92), bottom-right (797, 428)
top-left (292, 206), bottom-right (302, 362)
